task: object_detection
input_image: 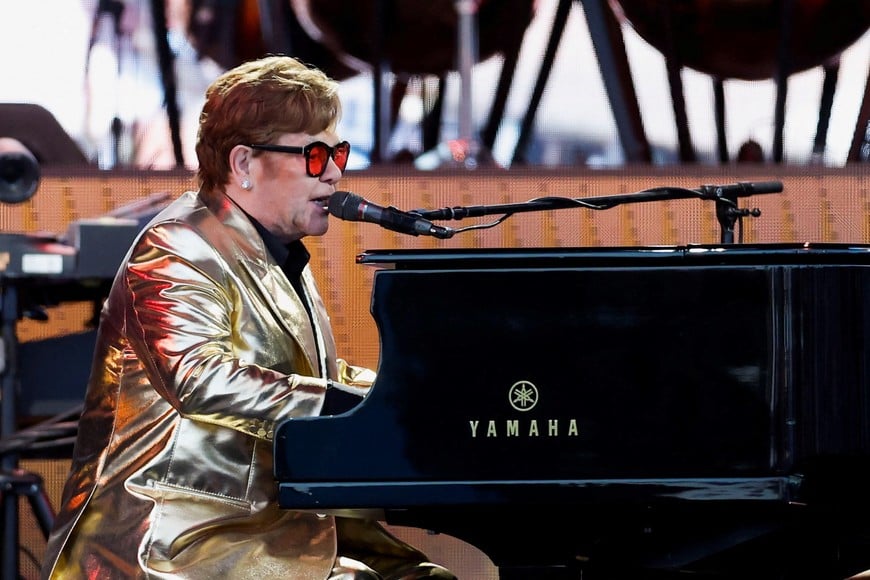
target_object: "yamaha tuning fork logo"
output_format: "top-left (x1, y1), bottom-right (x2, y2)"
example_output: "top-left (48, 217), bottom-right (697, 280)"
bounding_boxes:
top-left (468, 380), bottom-right (580, 438)
top-left (508, 380), bottom-right (539, 411)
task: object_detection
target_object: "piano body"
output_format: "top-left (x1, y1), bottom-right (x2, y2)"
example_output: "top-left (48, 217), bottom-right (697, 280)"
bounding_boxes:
top-left (275, 243), bottom-right (870, 579)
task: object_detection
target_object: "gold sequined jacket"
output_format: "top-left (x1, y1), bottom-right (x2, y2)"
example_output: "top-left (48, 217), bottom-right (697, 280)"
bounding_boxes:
top-left (41, 190), bottom-right (424, 579)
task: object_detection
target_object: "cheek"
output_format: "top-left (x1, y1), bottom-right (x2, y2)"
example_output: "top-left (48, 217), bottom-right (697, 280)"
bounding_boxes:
top-left (258, 156), bottom-right (300, 185)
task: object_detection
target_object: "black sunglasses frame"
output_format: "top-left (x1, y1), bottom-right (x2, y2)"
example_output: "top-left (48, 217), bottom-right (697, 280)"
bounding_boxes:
top-left (248, 141), bottom-right (351, 177)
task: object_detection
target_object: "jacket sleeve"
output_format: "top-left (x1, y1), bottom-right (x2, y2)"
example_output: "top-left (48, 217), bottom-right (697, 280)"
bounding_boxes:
top-left (120, 220), bottom-right (329, 440)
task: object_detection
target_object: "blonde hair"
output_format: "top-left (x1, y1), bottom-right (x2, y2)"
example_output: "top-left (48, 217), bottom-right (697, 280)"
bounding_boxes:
top-left (195, 55), bottom-right (342, 192)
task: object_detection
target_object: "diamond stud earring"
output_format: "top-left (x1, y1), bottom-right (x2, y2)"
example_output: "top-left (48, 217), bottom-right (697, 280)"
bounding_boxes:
top-left (241, 178), bottom-right (252, 190)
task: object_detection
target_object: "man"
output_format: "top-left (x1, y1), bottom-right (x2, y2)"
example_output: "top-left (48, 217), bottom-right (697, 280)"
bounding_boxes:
top-left (42, 55), bottom-right (455, 579)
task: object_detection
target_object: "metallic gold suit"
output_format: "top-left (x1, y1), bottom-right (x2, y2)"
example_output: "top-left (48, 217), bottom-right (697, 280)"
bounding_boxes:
top-left (42, 190), bottom-right (429, 579)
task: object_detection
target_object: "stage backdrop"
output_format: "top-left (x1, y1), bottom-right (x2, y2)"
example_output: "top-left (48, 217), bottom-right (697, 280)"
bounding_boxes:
top-left (6, 164), bottom-right (870, 578)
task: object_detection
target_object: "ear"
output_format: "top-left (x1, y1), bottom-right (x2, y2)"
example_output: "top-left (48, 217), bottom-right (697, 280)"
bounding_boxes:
top-left (229, 145), bottom-right (252, 183)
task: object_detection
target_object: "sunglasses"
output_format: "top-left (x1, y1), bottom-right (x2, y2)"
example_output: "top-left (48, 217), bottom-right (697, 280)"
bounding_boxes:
top-left (248, 141), bottom-right (351, 178)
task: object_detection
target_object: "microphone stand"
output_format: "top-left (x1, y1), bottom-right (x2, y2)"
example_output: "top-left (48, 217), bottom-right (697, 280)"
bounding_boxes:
top-left (414, 182), bottom-right (782, 244)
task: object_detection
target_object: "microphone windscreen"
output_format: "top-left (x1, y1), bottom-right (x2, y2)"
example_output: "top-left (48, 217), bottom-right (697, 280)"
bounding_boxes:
top-left (327, 191), bottom-right (361, 221)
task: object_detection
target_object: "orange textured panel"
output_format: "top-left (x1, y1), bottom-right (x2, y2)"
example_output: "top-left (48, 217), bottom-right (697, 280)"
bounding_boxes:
top-left (7, 165), bottom-right (870, 369)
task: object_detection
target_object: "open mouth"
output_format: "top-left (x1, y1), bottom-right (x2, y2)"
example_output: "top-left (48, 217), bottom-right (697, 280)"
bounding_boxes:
top-left (313, 196), bottom-right (331, 211)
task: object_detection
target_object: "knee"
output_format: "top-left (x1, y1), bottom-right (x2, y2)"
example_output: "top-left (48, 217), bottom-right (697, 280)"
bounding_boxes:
top-left (384, 562), bottom-right (457, 580)
top-left (331, 556), bottom-right (383, 580)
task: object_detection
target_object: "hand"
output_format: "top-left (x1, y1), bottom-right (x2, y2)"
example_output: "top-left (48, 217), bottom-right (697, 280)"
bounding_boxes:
top-left (320, 380), bottom-right (366, 416)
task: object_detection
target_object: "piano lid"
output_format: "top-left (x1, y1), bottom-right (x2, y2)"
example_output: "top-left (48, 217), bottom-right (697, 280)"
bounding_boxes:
top-left (356, 242), bottom-right (870, 268)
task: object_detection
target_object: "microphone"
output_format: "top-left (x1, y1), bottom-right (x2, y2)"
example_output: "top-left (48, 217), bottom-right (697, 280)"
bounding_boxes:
top-left (327, 191), bottom-right (454, 239)
top-left (697, 181), bottom-right (783, 198)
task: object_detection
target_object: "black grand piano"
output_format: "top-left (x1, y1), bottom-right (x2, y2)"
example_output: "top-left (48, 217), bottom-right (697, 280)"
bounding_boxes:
top-left (275, 243), bottom-right (870, 579)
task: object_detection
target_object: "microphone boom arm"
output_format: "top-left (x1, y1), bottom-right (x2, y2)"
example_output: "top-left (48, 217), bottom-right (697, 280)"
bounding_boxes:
top-left (413, 181), bottom-right (783, 244)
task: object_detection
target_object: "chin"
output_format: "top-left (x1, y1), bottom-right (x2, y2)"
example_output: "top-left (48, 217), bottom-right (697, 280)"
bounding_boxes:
top-left (309, 222), bottom-right (329, 238)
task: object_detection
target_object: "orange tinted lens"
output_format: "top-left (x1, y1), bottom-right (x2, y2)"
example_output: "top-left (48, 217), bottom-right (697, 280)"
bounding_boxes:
top-left (333, 142), bottom-right (350, 171)
top-left (306, 144), bottom-right (329, 177)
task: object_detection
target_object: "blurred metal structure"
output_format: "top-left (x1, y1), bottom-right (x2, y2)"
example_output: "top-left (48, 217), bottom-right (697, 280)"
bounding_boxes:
top-left (513, 0), bottom-right (870, 165)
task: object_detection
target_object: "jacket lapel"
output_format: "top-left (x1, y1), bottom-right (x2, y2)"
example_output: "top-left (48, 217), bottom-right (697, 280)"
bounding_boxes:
top-left (207, 191), bottom-right (322, 374)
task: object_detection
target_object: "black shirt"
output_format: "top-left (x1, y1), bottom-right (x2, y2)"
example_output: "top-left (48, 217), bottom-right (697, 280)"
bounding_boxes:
top-left (248, 216), bottom-right (313, 321)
